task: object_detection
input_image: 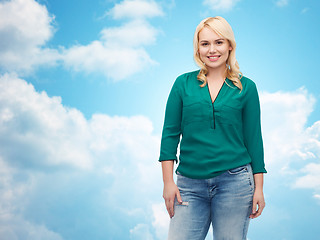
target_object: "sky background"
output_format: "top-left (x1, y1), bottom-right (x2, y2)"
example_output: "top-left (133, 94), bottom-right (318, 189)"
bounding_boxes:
top-left (0, 0), bottom-right (320, 239)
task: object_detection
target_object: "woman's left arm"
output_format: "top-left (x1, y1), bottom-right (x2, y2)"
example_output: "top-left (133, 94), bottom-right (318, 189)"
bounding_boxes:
top-left (242, 79), bottom-right (267, 175)
top-left (250, 173), bottom-right (265, 219)
top-left (242, 79), bottom-right (267, 218)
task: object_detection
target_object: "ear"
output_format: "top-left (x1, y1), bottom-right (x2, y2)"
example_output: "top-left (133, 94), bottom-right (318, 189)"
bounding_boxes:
top-left (229, 46), bottom-right (233, 51)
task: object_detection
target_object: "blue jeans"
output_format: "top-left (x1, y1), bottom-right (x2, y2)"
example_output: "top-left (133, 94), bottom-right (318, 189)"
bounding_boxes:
top-left (168, 164), bottom-right (254, 240)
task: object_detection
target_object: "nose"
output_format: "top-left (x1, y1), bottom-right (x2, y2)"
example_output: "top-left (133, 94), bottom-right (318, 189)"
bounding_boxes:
top-left (209, 44), bottom-right (216, 53)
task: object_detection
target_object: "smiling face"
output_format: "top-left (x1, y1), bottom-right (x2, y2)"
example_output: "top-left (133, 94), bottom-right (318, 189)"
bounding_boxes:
top-left (198, 27), bottom-right (232, 72)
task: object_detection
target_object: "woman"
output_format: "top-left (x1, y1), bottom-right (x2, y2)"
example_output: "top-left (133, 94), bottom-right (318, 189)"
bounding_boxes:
top-left (159, 16), bottom-right (267, 240)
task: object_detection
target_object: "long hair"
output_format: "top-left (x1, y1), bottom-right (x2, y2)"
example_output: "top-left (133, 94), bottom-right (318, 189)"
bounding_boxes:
top-left (193, 16), bottom-right (242, 90)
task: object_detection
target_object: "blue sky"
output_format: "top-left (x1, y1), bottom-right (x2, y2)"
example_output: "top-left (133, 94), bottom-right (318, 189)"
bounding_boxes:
top-left (0, 0), bottom-right (320, 239)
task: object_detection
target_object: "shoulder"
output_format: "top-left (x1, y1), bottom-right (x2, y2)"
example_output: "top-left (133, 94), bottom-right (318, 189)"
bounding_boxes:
top-left (171, 70), bottom-right (200, 92)
top-left (240, 75), bottom-right (256, 88)
top-left (175, 70), bottom-right (200, 83)
top-left (240, 75), bottom-right (259, 93)
top-left (239, 76), bottom-right (261, 102)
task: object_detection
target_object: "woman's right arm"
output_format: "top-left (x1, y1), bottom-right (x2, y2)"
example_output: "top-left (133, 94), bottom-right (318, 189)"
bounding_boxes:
top-left (159, 76), bottom-right (183, 217)
top-left (162, 160), bottom-right (182, 218)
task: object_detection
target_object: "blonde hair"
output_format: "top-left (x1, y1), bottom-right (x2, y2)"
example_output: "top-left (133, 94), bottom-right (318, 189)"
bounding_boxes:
top-left (193, 16), bottom-right (242, 90)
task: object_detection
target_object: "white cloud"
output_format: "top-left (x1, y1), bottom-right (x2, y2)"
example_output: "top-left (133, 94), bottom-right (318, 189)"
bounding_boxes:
top-left (100, 20), bottom-right (158, 47)
top-left (0, 72), bottom-right (161, 169)
top-left (0, 73), bottom-right (92, 169)
top-left (203, 0), bottom-right (241, 11)
top-left (152, 203), bottom-right (169, 240)
top-left (295, 163), bottom-right (320, 189)
top-left (276, 0), bottom-right (289, 7)
top-left (0, 0), bottom-right (60, 74)
top-left (62, 0), bottom-right (164, 81)
top-left (0, 0), bottom-right (163, 81)
top-left (260, 88), bottom-right (320, 201)
top-left (130, 223), bottom-right (154, 240)
top-left (62, 0), bottom-right (163, 81)
top-left (108, 0), bottom-right (163, 20)
top-left (260, 88), bottom-right (316, 167)
top-left (0, 213), bottom-right (63, 240)
top-left (294, 121), bottom-right (320, 196)
top-left (0, 73), bottom-right (162, 239)
top-left (63, 19), bottom-right (159, 80)
top-left (0, 156), bottom-right (63, 240)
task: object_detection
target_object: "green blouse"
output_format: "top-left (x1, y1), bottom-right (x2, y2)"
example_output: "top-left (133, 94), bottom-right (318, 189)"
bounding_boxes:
top-left (159, 70), bottom-right (267, 179)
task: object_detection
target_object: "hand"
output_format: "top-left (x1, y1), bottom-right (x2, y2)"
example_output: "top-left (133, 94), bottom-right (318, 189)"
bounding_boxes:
top-left (163, 181), bottom-right (182, 218)
top-left (250, 189), bottom-right (265, 219)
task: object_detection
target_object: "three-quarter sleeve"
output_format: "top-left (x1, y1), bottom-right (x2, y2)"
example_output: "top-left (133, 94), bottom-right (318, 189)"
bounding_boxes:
top-left (159, 79), bottom-right (183, 162)
top-left (242, 81), bottom-right (267, 174)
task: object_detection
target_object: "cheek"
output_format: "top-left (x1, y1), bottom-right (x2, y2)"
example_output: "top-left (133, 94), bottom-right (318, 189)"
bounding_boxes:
top-left (221, 47), bottom-right (231, 58)
top-left (198, 50), bottom-right (203, 60)
top-left (198, 48), bottom-right (206, 59)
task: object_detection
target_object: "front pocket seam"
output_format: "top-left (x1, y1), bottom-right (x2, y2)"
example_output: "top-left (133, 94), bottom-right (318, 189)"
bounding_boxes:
top-left (228, 167), bottom-right (247, 175)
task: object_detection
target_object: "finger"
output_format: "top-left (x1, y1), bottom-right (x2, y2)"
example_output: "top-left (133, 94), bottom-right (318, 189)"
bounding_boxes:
top-left (251, 199), bottom-right (257, 214)
top-left (167, 199), bottom-right (174, 218)
top-left (249, 201), bottom-right (258, 219)
top-left (176, 191), bottom-right (182, 204)
top-left (165, 199), bottom-right (172, 216)
top-left (256, 201), bottom-right (265, 217)
top-left (254, 208), bottom-right (262, 218)
top-left (250, 210), bottom-right (258, 219)
top-left (250, 201), bottom-right (265, 219)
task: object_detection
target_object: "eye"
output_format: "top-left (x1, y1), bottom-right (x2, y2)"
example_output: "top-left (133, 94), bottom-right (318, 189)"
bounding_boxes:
top-left (200, 42), bottom-right (209, 46)
top-left (216, 41), bottom-right (224, 45)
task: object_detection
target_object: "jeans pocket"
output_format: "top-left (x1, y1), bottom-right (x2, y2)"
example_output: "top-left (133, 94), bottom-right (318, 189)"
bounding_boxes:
top-left (228, 165), bottom-right (248, 175)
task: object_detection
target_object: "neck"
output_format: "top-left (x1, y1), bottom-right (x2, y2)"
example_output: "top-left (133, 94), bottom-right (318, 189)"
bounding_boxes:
top-left (206, 65), bottom-right (227, 82)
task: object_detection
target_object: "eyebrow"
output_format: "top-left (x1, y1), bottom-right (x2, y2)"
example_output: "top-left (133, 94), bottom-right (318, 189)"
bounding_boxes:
top-left (199, 38), bottom-right (225, 43)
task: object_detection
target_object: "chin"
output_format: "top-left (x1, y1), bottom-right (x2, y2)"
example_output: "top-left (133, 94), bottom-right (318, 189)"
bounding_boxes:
top-left (206, 63), bottom-right (225, 69)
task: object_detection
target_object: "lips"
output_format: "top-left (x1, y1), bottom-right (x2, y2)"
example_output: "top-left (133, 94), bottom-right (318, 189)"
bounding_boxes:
top-left (207, 55), bottom-right (221, 61)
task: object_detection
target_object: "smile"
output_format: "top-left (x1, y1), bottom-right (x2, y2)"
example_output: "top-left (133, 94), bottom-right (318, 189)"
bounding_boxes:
top-left (207, 55), bottom-right (221, 61)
